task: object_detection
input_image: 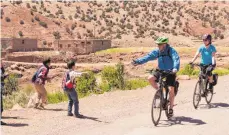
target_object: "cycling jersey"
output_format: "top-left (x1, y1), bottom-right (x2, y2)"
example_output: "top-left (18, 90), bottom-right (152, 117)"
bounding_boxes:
top-left (135, 45), bottom-right (180, 71)
top-left (198, 44), bottom-right (216, 65)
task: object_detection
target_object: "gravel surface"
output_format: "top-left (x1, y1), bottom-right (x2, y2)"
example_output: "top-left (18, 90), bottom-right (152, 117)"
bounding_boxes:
top-left (2, 76), bottom-right (229, 135)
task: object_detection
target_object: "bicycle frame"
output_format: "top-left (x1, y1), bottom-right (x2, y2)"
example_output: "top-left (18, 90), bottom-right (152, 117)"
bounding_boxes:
top-left (158, 74), bottom-right (170, 109)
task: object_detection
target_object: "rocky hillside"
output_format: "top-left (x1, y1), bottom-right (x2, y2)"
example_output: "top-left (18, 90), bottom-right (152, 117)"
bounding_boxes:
top-left (1, 1), bottom-right (229, 47)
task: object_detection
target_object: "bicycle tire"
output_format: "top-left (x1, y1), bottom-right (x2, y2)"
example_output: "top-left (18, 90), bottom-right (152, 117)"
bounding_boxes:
top-left (151, 90), bottom-right (162, 126)
top-left (165, 101), bottom-right (172, 120)
top-left (205, 82), bottom-right (213, 104)
top-left (193, 81), bottom-right (201, 109)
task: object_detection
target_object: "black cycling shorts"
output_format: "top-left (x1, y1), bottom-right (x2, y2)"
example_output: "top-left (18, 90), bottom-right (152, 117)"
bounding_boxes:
top-left (201, 65), bottom-right (214, 76)
top-left (153, 71), bottom-right (176, 87)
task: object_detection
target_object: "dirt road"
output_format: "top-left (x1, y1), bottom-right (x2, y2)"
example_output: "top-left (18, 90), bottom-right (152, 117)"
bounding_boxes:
top-left (2, 76), bottom-right (229, 135)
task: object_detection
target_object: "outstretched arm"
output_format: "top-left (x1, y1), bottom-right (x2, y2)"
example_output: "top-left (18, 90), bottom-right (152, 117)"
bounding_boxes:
top-left (134, 50), bottom-right (158, 65)
top-left (191, 51), bottom-right (200, 63)
top-left (171, 48), bottom-right (180, 71)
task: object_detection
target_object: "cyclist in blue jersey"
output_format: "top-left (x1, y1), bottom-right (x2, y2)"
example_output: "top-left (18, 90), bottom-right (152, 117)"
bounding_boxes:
top-left (132, 37), bottom-right (180, 116)
top-left (190, 34), bottom-right (217, 90)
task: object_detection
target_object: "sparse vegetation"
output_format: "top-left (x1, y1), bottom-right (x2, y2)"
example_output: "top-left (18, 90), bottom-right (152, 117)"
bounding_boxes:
top-left (39, 21), bottom-right (48, 28)
top-left (18, 31), bottom-right (23, 37)
top-left (71, 23), bottom-right (76, 30)
top-left (26, 3), bottom-right (31, 8)
top-left (34, 16), bottom-right (40, 21)
top-left (53, 31), bottom-right (61, 39)
top-left (5, 17), bottom-right (10, 22)
top-left (20, 20), bottom-right (24, 25)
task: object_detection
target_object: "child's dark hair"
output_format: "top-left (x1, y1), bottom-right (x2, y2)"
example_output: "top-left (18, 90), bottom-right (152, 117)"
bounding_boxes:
top-left (67, 61), bottom-right (75, 69)
top-left (43, 58), bottom-right (51, 66)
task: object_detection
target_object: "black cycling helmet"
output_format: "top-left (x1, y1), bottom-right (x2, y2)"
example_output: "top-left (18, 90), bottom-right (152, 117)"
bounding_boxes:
top-left (202, 34), bottom-right (212, 43)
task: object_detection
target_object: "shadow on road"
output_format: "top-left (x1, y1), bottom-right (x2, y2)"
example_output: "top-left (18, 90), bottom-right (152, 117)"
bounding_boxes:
top-left (81, 115), bottom-right (109, 124)
top-left (3, 123), bottom-right (29, 127)
top-left (160, 116), bottom-right (206, 127)
top-left (38, 108), bottom-right (67, 111)
top-left (208, 103), bottom-right (229, 109)
top-left (1, 116), bottom-right (26, 119)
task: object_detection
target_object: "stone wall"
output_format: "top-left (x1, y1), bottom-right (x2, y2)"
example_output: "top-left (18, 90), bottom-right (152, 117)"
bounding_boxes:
top-left (12, 38), bottom-right (37, 51)
top-left (54, 39), bottom-right (111, 54)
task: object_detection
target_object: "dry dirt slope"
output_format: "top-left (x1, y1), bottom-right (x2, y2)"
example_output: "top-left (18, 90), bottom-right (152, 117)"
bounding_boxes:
top-left (2, 75), bottom-right (229, 135)
top-left (1, 1), bottom-right (229, 47)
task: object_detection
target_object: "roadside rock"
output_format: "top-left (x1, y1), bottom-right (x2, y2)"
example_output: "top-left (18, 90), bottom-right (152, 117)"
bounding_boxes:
top-left (11, 103), bottom-right (23, 110)
top-left (177, 75), bottom-right (190, 80)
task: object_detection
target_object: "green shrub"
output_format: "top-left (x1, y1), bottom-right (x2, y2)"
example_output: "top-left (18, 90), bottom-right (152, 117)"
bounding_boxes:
top-left (125, 79), bottom-right (149, 90)
top-left (35, 16), bottom-right (40, 21)
top-left (39, 21), bottom-right (48, 28)
top-left (3, 74), bottom-right (19, 95)
top-left (177, 64), bottom-right (194, 76)
top-left (5, 17), bottom-right (10, 22)
top-left (76, 71), bottom-right (96, 97)
top-left (20, 20), bottom-right (24, 25)
top-left (43, 40), bottom-right (47, 45)
top-left (99, 82), bottom-right (111, 92)
top-left (71, 23), bottom-right (76, 30)
top-left (47, 91), bottom-right (68, 104)
top-left (213, 68), bottom-right (229, 76)
top-left (3, 91), bottom-right (29, 109)
top-left (101, 62), bottom-right (125, 90)
top-left (18, 31), bottom-right (23, 37)
top-left (53, 31), bottom-right (61, 39)
top-left (26, 3), bottom-right (31, 8)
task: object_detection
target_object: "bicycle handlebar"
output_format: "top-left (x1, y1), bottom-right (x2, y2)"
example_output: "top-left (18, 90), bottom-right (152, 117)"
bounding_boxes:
top-left (146, 69), bottom-right (175, 75)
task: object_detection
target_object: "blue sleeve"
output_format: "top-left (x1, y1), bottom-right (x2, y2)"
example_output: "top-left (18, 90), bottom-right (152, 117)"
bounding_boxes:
top-left (170, 48), bottom-right (180, 70)
top-left (212, 45), bottom-right (216, 53)
top-left (135, 50), bottom-right (158, 64)
top-left (198, 46), bottom-right (203, 53)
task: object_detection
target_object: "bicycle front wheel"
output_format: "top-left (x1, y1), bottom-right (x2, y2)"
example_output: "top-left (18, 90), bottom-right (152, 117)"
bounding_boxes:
top-left (193, 81), bottom-right (202, 109)
top-left (151, 90), bottom-right (162, 126)
top-left (205, 82), bottom-right (213, 104)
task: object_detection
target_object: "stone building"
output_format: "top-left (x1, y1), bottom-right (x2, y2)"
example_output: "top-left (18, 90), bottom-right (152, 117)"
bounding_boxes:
top-left (1, 38), bottom-right (38, 52)
top-left (53, 39), bottom-right (111, 54)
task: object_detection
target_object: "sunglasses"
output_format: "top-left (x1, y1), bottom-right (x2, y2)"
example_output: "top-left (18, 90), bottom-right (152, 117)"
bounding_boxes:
top-left (203, 39), bottom-right (209, 41)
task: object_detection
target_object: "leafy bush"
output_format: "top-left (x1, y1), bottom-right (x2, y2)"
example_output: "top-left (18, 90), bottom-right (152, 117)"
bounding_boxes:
top-left (47, 91), bottom-right (68, 104)
top-left (53, 31), bottom-right (61, 39)
top-left (99, 82), bottom-right (111, 92)
top-left (18, 31), bottom-right (23, 37)
top-left (30, 10), bottom-right (34, 15)
top-left (76, 71), bottom-right (96, 97)
top-left (126, 23), bottom-right (133, 29)
top-left (68, 15), bottom-right (73, 20)
top-left (101, 62), bottom-right (125, 90)
top-left (43, 40), bottom-right (47, 45)
top-left (35, 16), bottom-right (40, 21)
top-left (177, 64), bottom-right (195, 76)
top-left (26, 3), bottom-right (31, 8)
top-left (71, 23), bottom-right (76, 30)
top-left (125, 79), bottom-right (149, 90)
top-left (5, 17), bottom-right (10, 22)
top-left (20, 20), bottom-right (24, 25)
top-left (39, 21), bottom-right (48, 28)
top-left (3, 74), bottom-right (19, 95)
top-left (3, 91), bottom-right (29, 109)
top-left (213, 68), bottom-right (229, 76)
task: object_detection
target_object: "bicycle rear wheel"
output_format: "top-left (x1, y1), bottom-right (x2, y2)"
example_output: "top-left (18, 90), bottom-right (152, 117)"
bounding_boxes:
top-left (205, 82), bottom-right (213, 104)
top-left (151, 90), bottom-right (162, 126)
top-left (193, 81), bottom-right (202, 109)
